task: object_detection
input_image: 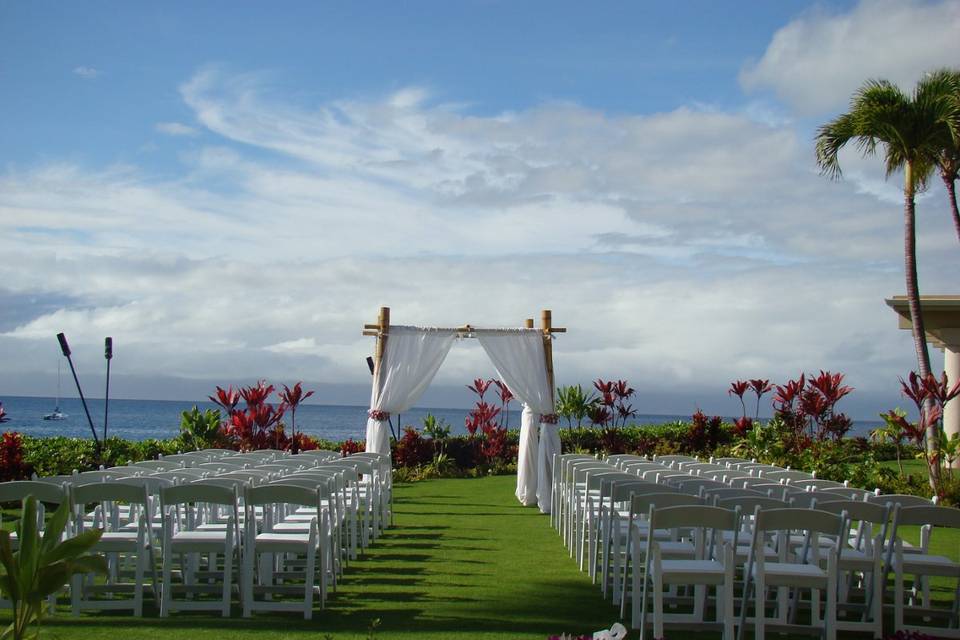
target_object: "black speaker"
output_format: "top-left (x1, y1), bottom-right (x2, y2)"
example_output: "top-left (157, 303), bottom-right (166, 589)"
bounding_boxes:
top-left (105, 337), bottom-right (113, 360)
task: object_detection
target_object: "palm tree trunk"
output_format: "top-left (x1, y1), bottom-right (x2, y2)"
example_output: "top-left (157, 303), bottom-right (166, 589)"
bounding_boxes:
top-left (904, 162), bottom-right (938, 489)
top-left (944, 174), bottom-right (960, 243)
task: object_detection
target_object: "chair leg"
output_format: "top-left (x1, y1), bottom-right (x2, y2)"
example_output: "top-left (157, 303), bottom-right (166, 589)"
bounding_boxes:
top-left (652, 570), bottom-right (664, 640)
top-left (723, 565), bottom-right (735, 640)
top-left (304, 549), bottom-right (316, 620)
top-left (755, 573), bottom-right (766, 640)
top-left (243, 547), bottom-right (254, 618)
top-left (221, 548), bottom-right (233, 618)
top-left (134, 549), bottom-right (144, 617)
top-left (160, 546), bottom-right (172, 617)
top-left (70, 574), bottom-right (81, 617)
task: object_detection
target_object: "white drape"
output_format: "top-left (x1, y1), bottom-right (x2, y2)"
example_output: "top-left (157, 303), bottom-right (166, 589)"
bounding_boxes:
top-left (476, 329), bottom-right (556, 512)
top-left (365, 326), bottom-right (457, 455)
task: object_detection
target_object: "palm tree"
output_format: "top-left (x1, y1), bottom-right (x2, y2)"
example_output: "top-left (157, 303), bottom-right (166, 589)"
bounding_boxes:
top-left (926, 69), bottom-right (960, 242)
top-left (815, 74), bottom-right (960, 481)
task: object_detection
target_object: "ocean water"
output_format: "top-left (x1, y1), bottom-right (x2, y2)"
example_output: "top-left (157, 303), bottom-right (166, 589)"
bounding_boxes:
top-left (0, 395), bottom-right (880, 442)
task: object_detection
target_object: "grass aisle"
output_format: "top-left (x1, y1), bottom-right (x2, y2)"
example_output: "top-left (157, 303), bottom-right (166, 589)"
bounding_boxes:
top-left (30, 475), bottom-right (615, 640)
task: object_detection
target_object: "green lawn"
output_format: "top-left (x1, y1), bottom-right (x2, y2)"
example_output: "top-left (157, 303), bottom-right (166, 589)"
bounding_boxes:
top-left (7, 474), bottom-right (960, 640)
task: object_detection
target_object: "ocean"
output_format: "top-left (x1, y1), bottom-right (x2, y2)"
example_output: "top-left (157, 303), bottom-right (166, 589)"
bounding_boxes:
top-left (0, 395), bottom-right (881, 442)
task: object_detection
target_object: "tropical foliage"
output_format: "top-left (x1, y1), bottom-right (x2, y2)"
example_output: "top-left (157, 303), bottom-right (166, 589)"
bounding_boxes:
top-left (879, 371), bottom-right (960, 501)
top-left (0, 497), bottom-right (107, 640)
top-left (177, 406), bottom-right (223, 450)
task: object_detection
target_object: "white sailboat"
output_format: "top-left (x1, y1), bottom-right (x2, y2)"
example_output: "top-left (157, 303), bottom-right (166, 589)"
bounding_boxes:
top-left (43, 361), bottom-right (68, 421)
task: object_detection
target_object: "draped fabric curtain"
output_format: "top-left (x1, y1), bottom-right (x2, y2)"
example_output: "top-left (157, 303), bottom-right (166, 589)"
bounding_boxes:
top-left (365, 326), bottom-right (457, 455)
top-left (475, 329), bottom-right (555, 512)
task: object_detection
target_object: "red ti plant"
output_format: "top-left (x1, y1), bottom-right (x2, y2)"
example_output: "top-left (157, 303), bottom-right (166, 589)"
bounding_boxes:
top-left (749, 379), bottom-right (774, 420)
top-left (733, 416), bottom-right (754, 438)
top-left (218, 380), bottom-right (290, 451)
top-left (465, 378), bottom-right (510, 464)
top-left (340, 438), bottom-right (364, 457)
top-left (594, 378), bottom-right (637, 427)
top-left (897, 370), bottom-right (960, 493)
top-left (728, 380), bottom-right (749, 419)
top-left (208, 386), bottom-right (240, 413)
top-left (280, 382), bottom-right (314, 454)
top-left (0, 431), bottom-right (27, 481)
top-left (467, 378), bottom-right (492, 399)
top-left (612, 380), bottom-right (637, 427)
top-left (492, 380), bottom-right (514, 429)
top-left (587, 404), bottom-right (612, 427)
top-left (241, 380), bottom-right (275, 408)
top-left (464, 401), bottom-right (501, 436)
top-left (773, 374), bottom-right (806, 437)
top-left (804, 371), bottom-right (853, 441)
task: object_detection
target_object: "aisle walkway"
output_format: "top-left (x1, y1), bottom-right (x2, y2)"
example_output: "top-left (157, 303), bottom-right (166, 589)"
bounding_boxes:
top-left (325, 474), bottom-right (615, 638)
top-left (50, 475), bottom-right (617, 640)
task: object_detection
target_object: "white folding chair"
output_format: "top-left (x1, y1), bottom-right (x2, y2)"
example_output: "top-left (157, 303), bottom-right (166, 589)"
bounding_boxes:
top-left (739, 507), bottom-right (848, 640)
top-left (242, 484), bottom-right (327, 619)
top-left (890, 504), bottom-right (960, 637)
top-left (159, 483), bottom-right (241, 617)
top-left (638, 504), bottom-right (739, 640)
top-left (70, 482), bottom-right (157, 616)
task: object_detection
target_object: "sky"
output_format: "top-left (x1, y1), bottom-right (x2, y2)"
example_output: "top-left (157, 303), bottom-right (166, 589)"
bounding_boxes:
top-left (2, 1), bottom-right (960, 418)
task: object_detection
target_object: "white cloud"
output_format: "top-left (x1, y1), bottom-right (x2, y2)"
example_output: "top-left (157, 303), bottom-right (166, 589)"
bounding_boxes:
top-left (155, 122), bottom-right (199, 137)
top-left (2, 69), bottom-right (956, 415)
top-left (73, 66), bottom-right (101, 79)
top-left (740, 0), bottom-right (960, 115)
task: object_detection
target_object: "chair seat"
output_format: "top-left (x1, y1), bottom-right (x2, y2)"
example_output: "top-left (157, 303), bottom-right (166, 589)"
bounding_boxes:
top-left (753, 561), bottom-right (829, 588)
top-left (170, 530), bottom-right (235, 551)
top-left (96, 531), bottom-right (146, 551)
top-left (659, 559), bottom-right (727, 583)
top-left (254, 532), bottom-right (317, 552)
top-left (894, 554), bottom-right (960, 578)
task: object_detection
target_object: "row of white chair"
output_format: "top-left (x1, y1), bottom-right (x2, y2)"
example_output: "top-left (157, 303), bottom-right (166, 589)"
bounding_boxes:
top-left (551, 452), bottom-right (960, 639)
top-left (0, 447), bottom-right (393, 619)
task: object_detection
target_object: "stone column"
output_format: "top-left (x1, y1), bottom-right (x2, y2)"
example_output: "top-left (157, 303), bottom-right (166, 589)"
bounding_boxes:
top-left (945, 343), bottom-right (960, 468)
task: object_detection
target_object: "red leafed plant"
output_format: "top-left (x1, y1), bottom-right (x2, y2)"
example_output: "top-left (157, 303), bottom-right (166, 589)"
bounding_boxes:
top-left (749, 379), bottom-right (773, 420)
top-left (893, 370), bottom-right (960, 496)
top-left (728, 380), bottom-right (749, 418)
top-left (280, 382), bottom-right (314, 454)
top-left (394, 427), bottom-right (433, 468)
top-left (492, 380), bottom-right (514, 429)
top-left (216, 380), bottom-right (295, 452)
top-left (593, 378), bottom-right (637, 427)
top-left (208, 386), bottom-right (240, 413)
top-left (467, 378), bottom-right (492, 399)
top-left (0, 431), bottom-right (28, 482)
top-left (340, 438), bottom-right (363, 457)
top-left (466, 378), bottom-right (510, 465)
top-left (733, 371), bottom-right (853, 449)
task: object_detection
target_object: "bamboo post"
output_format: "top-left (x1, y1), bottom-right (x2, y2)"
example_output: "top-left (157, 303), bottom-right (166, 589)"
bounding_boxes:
top-left (541, 310), bottom-right (555, 405)
top-left (362, 306), bottom-right (390, 406)
top-left (374, 306), bottom-right (389, 395)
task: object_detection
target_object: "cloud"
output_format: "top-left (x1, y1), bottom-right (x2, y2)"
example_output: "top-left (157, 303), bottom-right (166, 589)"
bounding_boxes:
top-left (155, 122), bottom-right (199, 137)
top-left (740, 0), bottom-right (960, 115)
top-left (73, 66), bottom-right (101, 79)
top-left (1, 69), bottom-right (956, 416)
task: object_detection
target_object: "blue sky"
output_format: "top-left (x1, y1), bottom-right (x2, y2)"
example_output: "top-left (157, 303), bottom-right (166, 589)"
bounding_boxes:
top-left (1, 0), bottom-right (959, 417)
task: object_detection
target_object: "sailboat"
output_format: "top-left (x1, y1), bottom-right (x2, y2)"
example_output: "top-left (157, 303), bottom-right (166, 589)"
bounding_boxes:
top-left (43, 361), bottom-right (68, 421)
